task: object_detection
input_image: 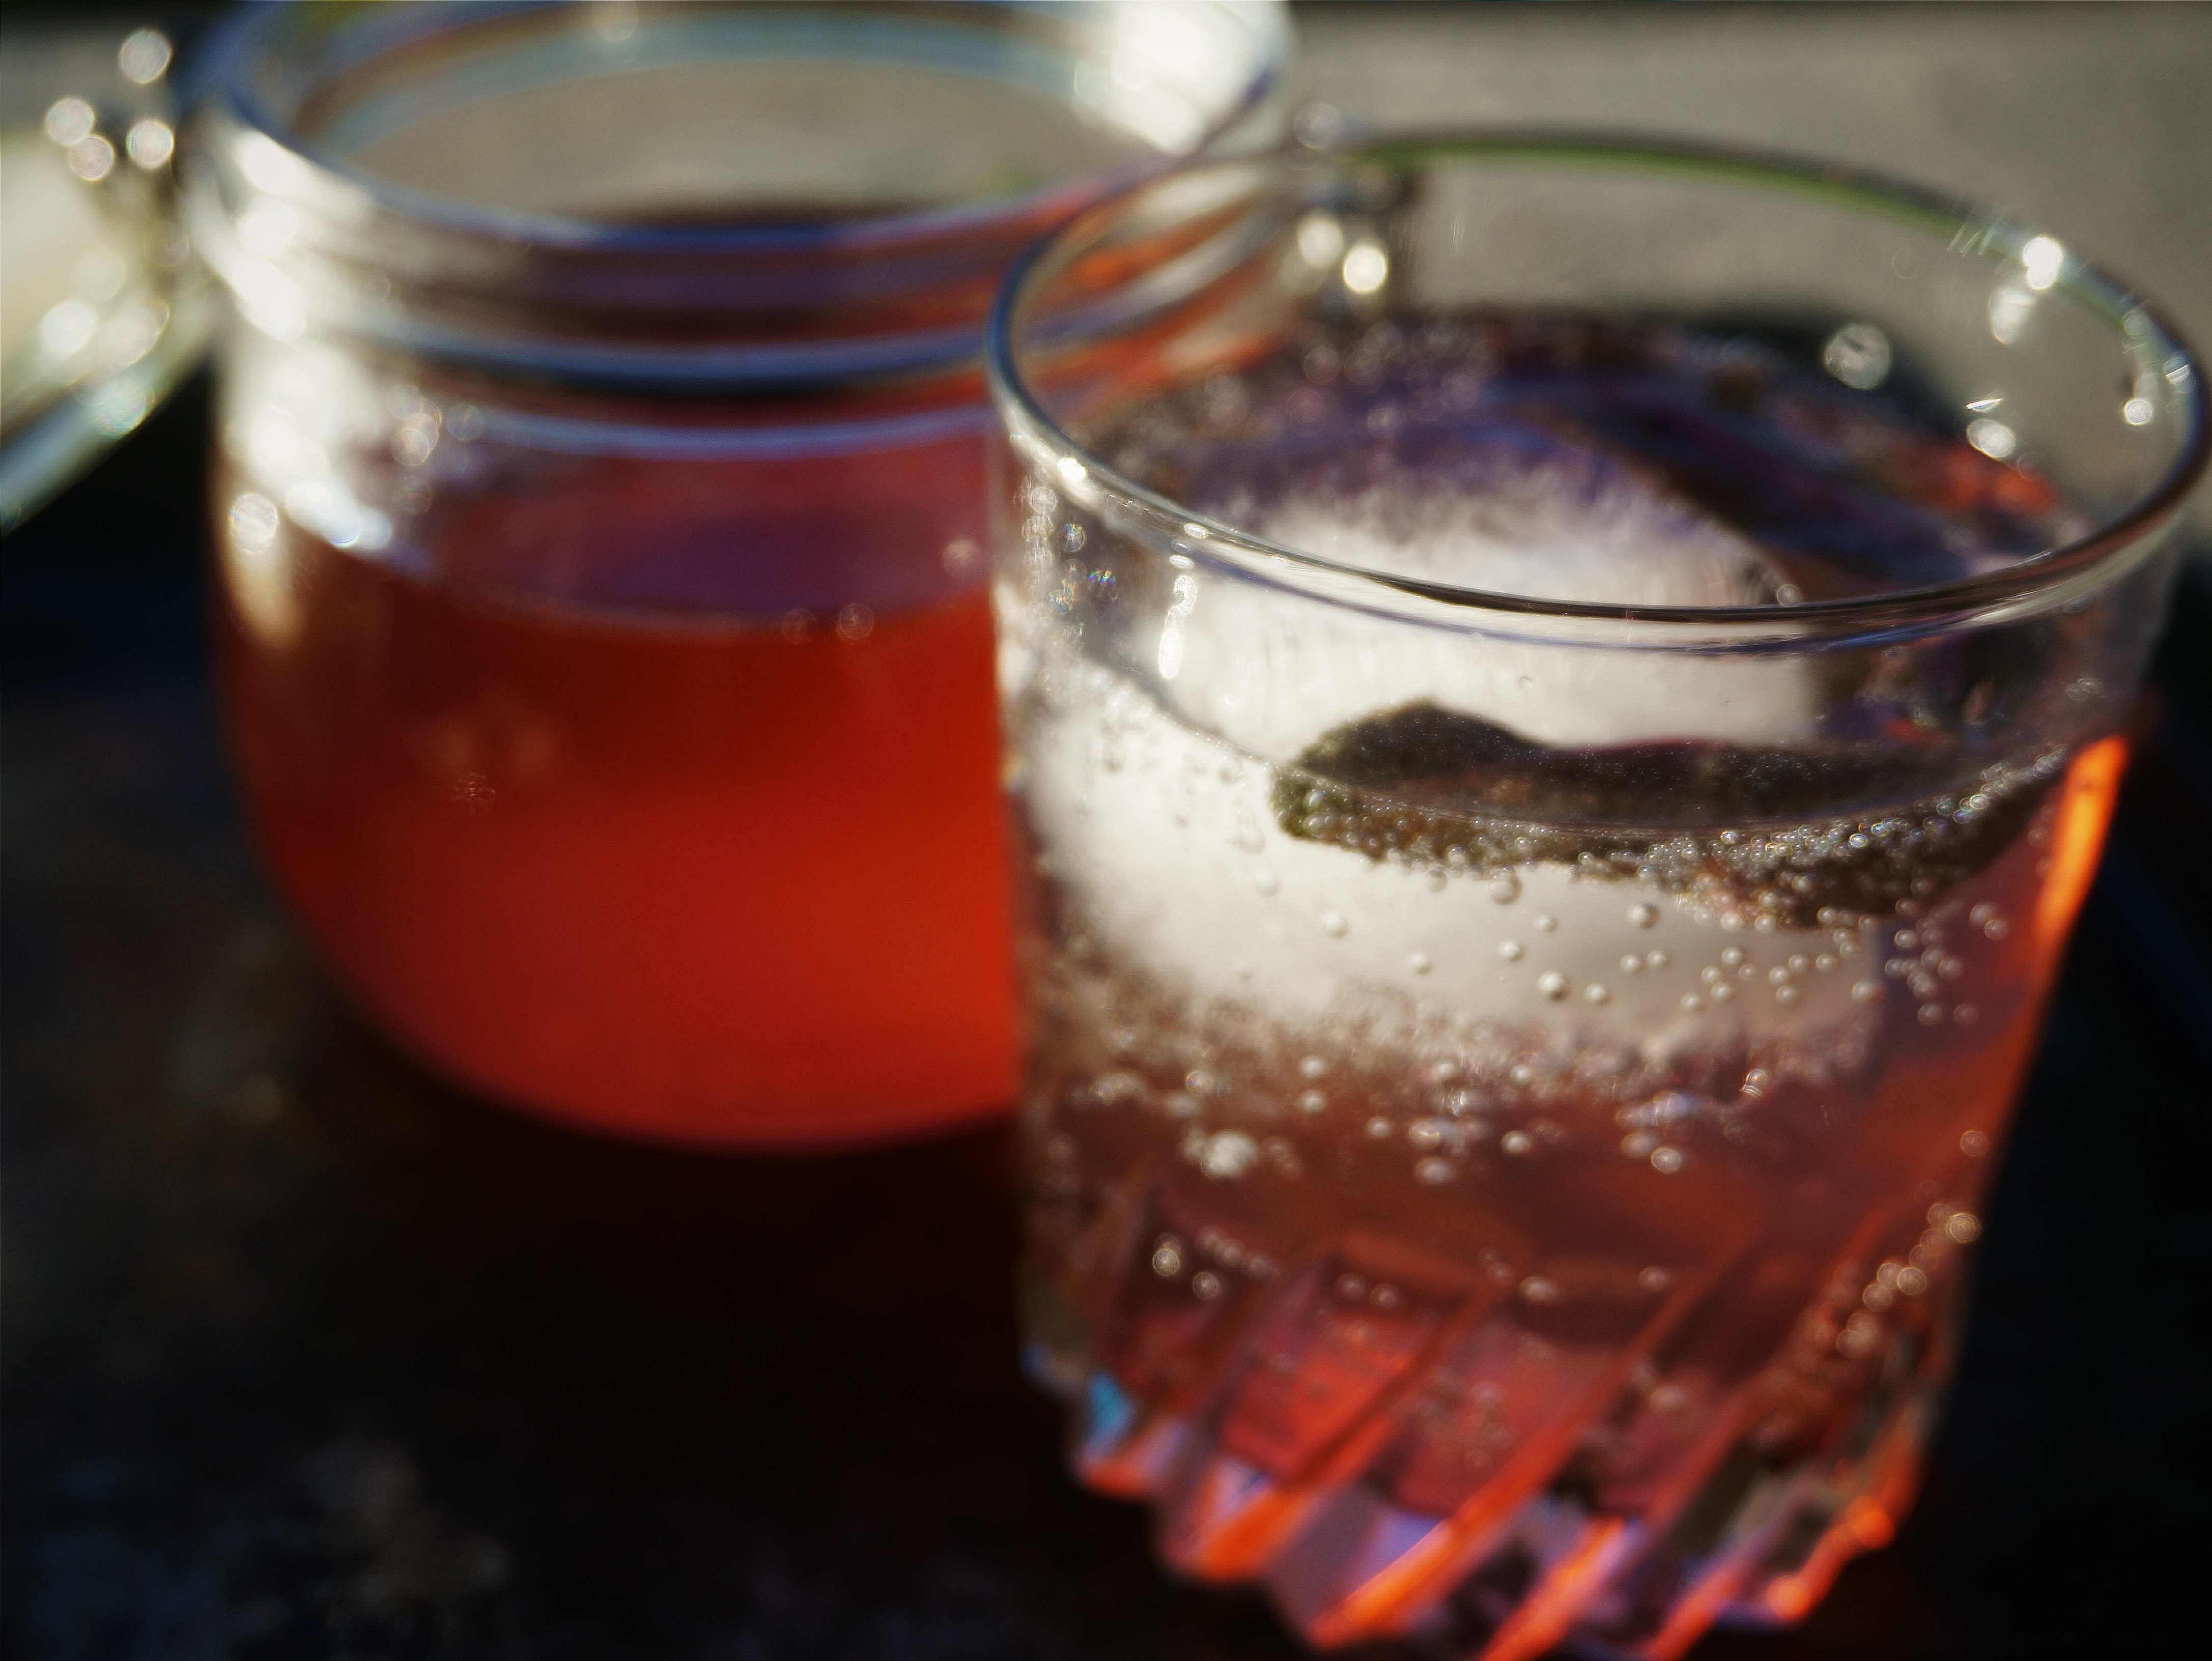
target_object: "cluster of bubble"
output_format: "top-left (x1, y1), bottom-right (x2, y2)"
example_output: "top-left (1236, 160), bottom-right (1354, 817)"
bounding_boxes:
top-left (1879, 897), bottom-right (2014, 1028)
top-left (1032, 931), bottom-right (1895, 1209)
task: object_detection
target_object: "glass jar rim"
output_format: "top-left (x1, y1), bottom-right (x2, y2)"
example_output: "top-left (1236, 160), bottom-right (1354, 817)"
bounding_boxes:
top-left (197, 0), bottom-right (1294, 259)
top-left (987, 130), bottom-right (2210, 643)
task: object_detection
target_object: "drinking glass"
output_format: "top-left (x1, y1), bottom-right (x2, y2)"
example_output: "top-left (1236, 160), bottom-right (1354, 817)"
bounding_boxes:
top-left (181, 0), bottom-right (1290, 1145)
top-left (988, 135), bottom-right (2205, 1655)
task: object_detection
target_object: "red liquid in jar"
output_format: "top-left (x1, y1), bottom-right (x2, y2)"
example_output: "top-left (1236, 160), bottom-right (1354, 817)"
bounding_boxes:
top-left (215, 438), bottom-right (1013, 1145)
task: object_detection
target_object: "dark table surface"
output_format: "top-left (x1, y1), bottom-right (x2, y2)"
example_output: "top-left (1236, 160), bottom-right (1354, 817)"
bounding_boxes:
top-left (6, 364), bottom-right (2209, 1661)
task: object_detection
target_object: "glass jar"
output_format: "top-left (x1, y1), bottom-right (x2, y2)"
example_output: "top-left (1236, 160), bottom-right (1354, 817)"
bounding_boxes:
top-left (182, 0), bottom-right (1293, 1145)
top-left (988, 136), bottom-right (2205, 1652)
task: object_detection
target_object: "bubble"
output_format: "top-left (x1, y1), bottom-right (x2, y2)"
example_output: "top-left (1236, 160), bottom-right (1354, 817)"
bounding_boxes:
top-left (1895, 1266), bottom-right (1929, 1296)
top-left (1862, 1283), bottom-right (1895, 1312)
top-left (1409, 952), bottom-right (1433, 975)
top-left (1638, 1266), bottom-right (1675, 1293)
top-left (1490, 872), bottom-right (1521, 905)
top-left (1164, 1092), bottom-right (1199, 1119)
top-left (1701, 967), bottom-right (1723, 984)
top-left (1816, 954), bottom-right (1838, 972)
top-left (1414, 1157), bottom-right (1456, 1186)
top-left (1321, 911), bottom-right (1348, 937)
top-left (1709, 984), bottom-right (1734, 1003)
top-left (1960, 1129), bottom-right (1991, 1157)
top-left (1649, 1145), bottom-right (1685, 1173)
top-left (1983, 918), bottom-right (2009, 940)
top-left (1954, 1004), bottom-right (1978, 1025)
top-left (1918, 1004), bottom-right (1945, 1025)
top-left (1371, 1283), bottom-right (1403, 1311)
top-left (1852, 981), bottom-right (1881, 1003)
top-left (1681, 993), bottom-right (1706, 1012)
top-left (1297, 1090), bottom-right (1327, 1115)
top-left (1199, 1131), bottom-right (1260, 1179)
top-left (1501, 1130), bottom-right (1535, 1156)
top-left (1336, 1274), bottom-right (1368, 1301)
top-left (1299, 1055), bottom-right (1328, 1081)
top-left (1519, 1275), bottom-right (1561, 1304)
top-left (1091, 1072), bottom-right (1143, 1107)
top-left (1769, 967), bottom-right (1792, 984)
top-left (1622, 1131), bottom-right (1659, 1157)
top-left (1945, 1211), bottom-right (1982, 1243)
top-left (1585, 983), bottom-right (1611, 1005)
top-left (1629, 903), bottom-right (1660, 929)
top-left (1152, 1238), bottom-right (1185, 1277)
top-left (1185, 1069), bottom-right (1221, 1097)
top-left (1775, 985), bottom-right (1800, 1005)
top-left (1366, 1116), bottom-right (1395, 1139)
top-left (1721, 947), bottom-right (1745, 967)
top-left (1253, 870), bottom-right (1279, 896)
top-left (1537, 972), bottom-right (1570, 1001)
top-left (1536, 915), bottom-right (1558, 933)
top-left (835, 603), bottom-right (875, 642)
top-left (1895, 931), bottom-right (1920, 952)
top-left (1499, 940), bottom-right (1525, 962)
top-left (450, 774), bottom-right (497, 817)
top-left (1191, 1271), bottom-right (1224, 1301)
top-left (1646, 950), bottom-right (1671, 969)
top-left (1620, 954), bottom-right (1643, 974)
top-left (1788, 955), bottom-right (1809, 973)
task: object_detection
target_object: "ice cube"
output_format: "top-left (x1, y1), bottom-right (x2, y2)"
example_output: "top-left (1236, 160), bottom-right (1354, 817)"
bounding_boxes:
top-left (1020, 652), bottom-right (1868, 1058)
top-left (1159, 443), bottom-right (1812, 758)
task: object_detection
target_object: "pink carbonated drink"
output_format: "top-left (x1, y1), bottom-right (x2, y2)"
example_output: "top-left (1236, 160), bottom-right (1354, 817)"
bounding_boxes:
top-left (995, 281), bottom-right (2188, 1657)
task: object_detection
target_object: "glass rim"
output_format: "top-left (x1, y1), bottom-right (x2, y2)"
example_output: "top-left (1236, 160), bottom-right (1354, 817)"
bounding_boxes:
top-left (987, 129), bottom-right (2211, 639)
top-left (197, 0), bottom-right (1294, 259)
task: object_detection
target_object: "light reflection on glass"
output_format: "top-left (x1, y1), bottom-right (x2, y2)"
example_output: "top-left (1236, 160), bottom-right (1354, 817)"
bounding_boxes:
top-left (1821, 322), bottom-right (1891, 390)
top-left (2020, 234), bottom-right (2065, 292)
top-left (43, 96), bottom-right (96, 146)
top-left (1341, 240), bottom-right (1388, 295)
top-left (118, 27), bottom-right (174, 86)
top-left (1965, 416), bottom-right (2019, 460)
top-left (126, 119), bottom-right (175, 171)
top-left (1988, 284), bottom-right (2035, 346)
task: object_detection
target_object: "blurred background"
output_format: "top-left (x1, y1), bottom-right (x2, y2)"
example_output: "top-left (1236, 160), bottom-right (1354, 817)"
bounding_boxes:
top-left (5, 5), bottom-right (2206, 1659)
